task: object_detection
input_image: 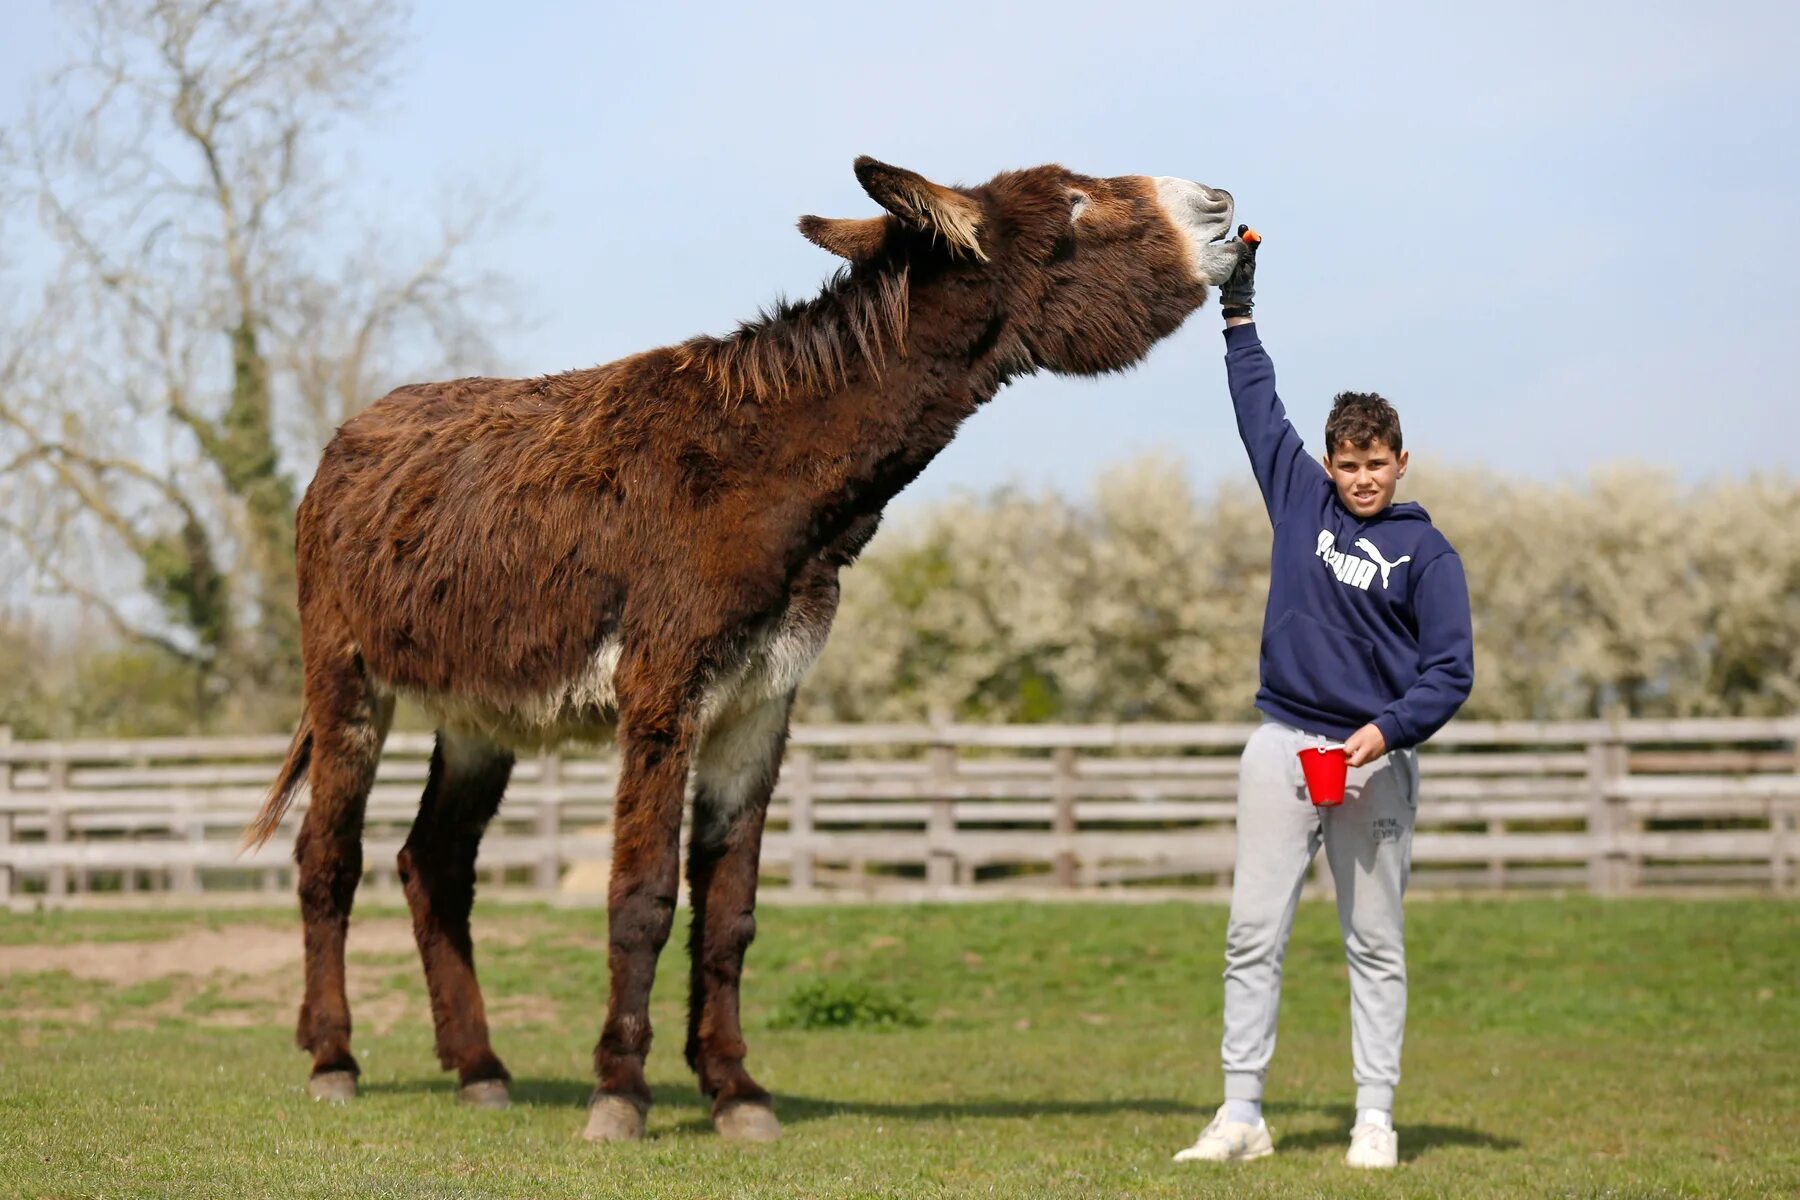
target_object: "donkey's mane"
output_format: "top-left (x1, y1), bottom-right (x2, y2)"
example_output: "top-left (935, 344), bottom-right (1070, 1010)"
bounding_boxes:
top-left (672, 264), bottom-right (910, 406)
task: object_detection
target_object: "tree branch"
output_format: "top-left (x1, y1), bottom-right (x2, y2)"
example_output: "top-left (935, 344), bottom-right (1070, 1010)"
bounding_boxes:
top-left (0, 513), bottom-right (204, 666)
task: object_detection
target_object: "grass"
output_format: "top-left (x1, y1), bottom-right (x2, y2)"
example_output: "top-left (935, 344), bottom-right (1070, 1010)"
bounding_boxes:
top-left (0, 898), bottom-right (1796, 1198)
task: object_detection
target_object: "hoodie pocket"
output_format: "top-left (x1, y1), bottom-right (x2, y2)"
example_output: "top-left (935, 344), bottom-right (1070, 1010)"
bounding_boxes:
top-left (1262, 609), bottom-right (1387, 717)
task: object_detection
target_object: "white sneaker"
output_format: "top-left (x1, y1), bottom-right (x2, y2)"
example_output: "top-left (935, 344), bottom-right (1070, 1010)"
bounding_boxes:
top-left (1345, 1122), bottom-right (1398, 1169)
top-left (1172, 1105), bottom-right (1274, 1163)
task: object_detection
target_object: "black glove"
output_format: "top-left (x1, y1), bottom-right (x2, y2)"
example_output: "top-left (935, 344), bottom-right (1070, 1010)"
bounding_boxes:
top-left (1218, 225), bottom-right (1258, 319)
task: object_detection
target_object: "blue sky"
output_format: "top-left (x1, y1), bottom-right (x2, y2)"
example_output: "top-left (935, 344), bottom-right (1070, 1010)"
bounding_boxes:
top-left (5, 0), bottom-right (1795, 510)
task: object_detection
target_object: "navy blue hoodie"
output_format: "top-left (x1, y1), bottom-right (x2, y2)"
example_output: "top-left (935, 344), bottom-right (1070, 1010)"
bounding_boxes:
top-left (1225, 323), bottom-right (1474, 749)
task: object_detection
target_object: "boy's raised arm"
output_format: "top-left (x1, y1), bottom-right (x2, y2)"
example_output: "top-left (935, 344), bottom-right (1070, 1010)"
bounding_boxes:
top-left (1224, 323), bottom-right (1327, 520)
top-left (1216, 235), bottom-right (1327, 521)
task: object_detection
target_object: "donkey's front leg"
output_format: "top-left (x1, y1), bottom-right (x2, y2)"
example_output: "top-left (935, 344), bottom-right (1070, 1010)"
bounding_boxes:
top-left (584, 683), bottom-right (698, 1144)
top-left (686, 692), bottom-right (792, 1142)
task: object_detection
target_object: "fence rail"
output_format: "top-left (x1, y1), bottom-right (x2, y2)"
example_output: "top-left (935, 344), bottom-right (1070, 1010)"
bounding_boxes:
top-left (1, 717), bottom-right (1796, 905)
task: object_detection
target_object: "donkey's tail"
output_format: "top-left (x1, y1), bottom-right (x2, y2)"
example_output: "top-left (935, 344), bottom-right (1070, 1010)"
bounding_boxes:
top-left (242, 712), bottom-right (314, 852)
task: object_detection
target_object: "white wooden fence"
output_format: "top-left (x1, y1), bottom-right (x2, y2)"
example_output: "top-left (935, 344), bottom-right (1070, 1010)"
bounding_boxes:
top-left (1, 717), bottom-right (1797, 906)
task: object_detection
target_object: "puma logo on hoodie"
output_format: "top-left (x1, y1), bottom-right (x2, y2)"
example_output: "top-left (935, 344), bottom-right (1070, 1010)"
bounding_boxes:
top-left (1315, 530), bottom-right (1379, 591)
top-left (1355, 537), bottom-right (1412, 590)
top-left (1312, 532), bottom-right (1413, 592)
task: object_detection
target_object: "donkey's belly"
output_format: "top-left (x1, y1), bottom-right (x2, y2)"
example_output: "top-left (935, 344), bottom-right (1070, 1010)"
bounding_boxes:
top-left (401, 606), bottom-right (832, 753)
top-left (403, 638), bottom-right (624, 751)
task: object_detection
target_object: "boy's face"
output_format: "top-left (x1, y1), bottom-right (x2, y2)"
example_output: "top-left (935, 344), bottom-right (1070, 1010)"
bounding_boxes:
top-left (1323, 438), bottom-right (1409, 519)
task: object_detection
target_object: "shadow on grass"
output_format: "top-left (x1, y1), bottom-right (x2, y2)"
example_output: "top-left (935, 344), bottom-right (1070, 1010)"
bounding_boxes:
top-left (361, 1080), bottom-right (1515, 1160)
top-left (369, 1076), bottom-right (1194, 1124)
top-left (1262, 1101), bottom-right (1520, 1162)
top-left (755, 1093), bottom-right (1196, 1125)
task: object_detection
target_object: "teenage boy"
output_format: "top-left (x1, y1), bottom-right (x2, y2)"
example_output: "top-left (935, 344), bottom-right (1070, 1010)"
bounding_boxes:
top-left (1173, 233), bottom-right (1474, 1170)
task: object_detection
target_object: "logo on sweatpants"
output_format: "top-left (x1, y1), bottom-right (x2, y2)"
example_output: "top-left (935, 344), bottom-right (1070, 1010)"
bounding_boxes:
top-left (1372, 817), bottom-right (1403, 844)
top-left (1315, 531), bottom-right (1411, 592)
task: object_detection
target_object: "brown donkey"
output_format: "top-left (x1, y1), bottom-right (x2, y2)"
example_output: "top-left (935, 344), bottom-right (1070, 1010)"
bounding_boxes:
top-left (245, 157), bottom-right (1240, 1142)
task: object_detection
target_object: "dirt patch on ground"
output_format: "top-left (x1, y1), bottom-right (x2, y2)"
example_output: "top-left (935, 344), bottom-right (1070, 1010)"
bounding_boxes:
top-left (0, 917), bottom-right (563, 1033)
top-left (490, 992), bottom-right (562, 1026)
top-left (0, 916), bottom-right (555, 985)
top-left (0, 920), bottom-right (420, 984)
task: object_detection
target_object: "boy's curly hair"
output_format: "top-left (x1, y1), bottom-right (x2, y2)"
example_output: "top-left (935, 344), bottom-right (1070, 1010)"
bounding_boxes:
top-left (1325, 391), bottom-right (1403, 454)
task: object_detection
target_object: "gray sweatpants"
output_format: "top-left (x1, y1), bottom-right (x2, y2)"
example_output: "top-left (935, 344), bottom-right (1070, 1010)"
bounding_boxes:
top-left (1221, 717), bottom-right (1419, 1112)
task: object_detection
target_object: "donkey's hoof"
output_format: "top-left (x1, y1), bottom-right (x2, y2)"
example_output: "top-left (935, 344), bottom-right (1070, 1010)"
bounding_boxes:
top-left (582, 1095), bottom-right (648, 1143)
top-left (714, 1099), bottom-right (781, 1143)
top-left (458, 1079), bottom-right (511, 1110)
top-left (307, 1071), bottom-right (357, 1103)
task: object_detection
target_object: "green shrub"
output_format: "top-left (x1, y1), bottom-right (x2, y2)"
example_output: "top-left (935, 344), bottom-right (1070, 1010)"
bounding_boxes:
top-left (769, 978), bottom-right (923, 1031)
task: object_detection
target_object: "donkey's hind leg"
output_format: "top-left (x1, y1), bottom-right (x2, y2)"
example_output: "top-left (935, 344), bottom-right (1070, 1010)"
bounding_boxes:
top-left (396, 730), bottom-right (515, 1108)
top-left (685, 692), bottom-right (792, 1142)
top-left (293, 657), bottom-right (393, 1101)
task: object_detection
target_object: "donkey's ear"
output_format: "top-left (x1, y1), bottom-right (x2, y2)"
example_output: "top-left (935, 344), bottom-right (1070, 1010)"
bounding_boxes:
top-left (852, 156), bottom-right (987, 261)
top-left (797, 214), bottom-right (892, 263)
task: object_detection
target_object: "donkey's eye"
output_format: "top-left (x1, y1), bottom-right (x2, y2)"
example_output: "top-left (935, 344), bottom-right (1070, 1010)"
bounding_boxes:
top-left (1069, 192), bottom-right (1091, 221)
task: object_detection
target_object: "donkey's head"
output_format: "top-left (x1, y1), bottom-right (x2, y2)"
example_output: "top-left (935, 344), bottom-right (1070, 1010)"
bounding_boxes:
top-left (800, 157), bottom-right (1239, 378)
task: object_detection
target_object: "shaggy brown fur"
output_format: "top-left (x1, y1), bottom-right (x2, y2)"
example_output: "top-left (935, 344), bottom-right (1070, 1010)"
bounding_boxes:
top-left (247, 157), bottom-right (1236, 1139)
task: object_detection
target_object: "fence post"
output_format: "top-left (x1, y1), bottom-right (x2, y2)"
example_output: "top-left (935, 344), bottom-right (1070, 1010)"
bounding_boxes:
top-left (787, 748), bottom-right (816, 895)
top-left (47, 756), bottom-right (69, 900)
top-left (0, 727), bottom-right (12, 902)
top-left (1586, 718), bottom-right (1630, 895)
top-left (175, 793), bottom-right (204, 895)
top-left (535, 752), bottom-right (563, 897)
top-left (1487, 817), bottom-right (1507, 890)
top-left (256, 744), bottom-right (279, 891)
top-left (1777, 717), bottom-right (1800, 894)
top-left (1610, 719), bottom-right (1636, 892)
top-left (926, 711), bottom-right (957, 892)
top-left (1052, 746), bottom-right (1078, 888)
top-left (1586, 732), bottom-right (1611, 894)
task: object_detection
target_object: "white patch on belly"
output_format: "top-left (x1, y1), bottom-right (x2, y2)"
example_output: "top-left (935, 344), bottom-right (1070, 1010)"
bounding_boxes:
top-left (398, 604), bottom-right (830, 756)
top-left (728, 614), bottom-right (832, 712)
top-left (400, 637), bottom-right (625, 751)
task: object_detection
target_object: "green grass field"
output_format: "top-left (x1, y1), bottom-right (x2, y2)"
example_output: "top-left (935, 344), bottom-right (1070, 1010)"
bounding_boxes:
top-left (2, 898), bottom-right (1796, 1198)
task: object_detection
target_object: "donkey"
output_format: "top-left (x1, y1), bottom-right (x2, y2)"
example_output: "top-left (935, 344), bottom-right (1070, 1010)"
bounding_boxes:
top-left (245, 156), bottom-right (1240, 1143)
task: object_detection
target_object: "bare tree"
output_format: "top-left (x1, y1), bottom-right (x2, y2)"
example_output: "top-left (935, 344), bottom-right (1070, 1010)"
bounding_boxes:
top-left (0, 0), bottom-right (508, 723)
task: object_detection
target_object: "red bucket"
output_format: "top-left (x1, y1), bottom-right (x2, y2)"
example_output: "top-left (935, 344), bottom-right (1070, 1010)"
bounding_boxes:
top-left (1297, 745), bottom-right (1348, 806)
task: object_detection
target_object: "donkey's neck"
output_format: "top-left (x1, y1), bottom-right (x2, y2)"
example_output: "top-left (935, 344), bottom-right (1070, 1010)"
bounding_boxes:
top-left (825, 360), bottom-right (994, 507)
top-left (683, 268), bottom-right (1025, 555)
top-left (754, 301), bottom-right (1022, 551)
